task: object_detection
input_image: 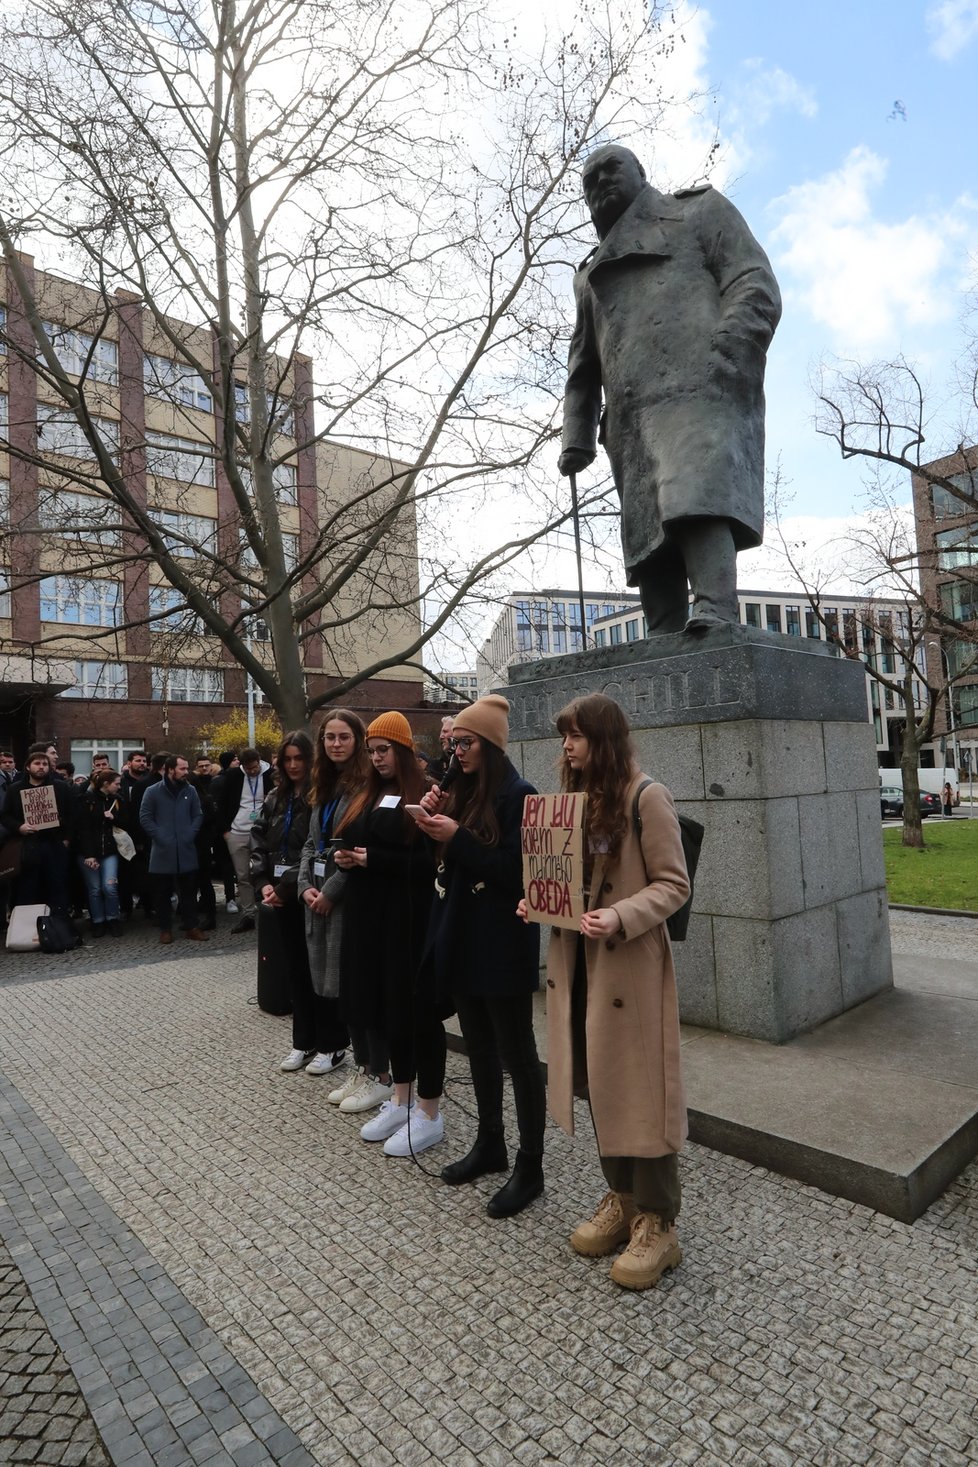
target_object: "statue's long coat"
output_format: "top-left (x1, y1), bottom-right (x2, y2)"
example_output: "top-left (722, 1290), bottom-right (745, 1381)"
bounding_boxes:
top-left (561, 182), bottom-right (782, 578)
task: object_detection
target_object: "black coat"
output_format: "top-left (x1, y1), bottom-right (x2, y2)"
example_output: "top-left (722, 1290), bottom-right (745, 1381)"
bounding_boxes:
top-left (76, 789), bottom-right (121, 860)
top-left (1, 775), bottom-right (76, 844)
top-left (339, 798), bottom-right (434, 1031)
top-left (249, 786), bottom-right (312, 903)
top-left (424, 762), bottom-right (540, 1004)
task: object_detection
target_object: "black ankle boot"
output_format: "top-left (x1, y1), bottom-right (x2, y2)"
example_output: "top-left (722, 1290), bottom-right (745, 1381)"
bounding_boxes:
top-left (486, 1150), bottom-right (544, 1218)
top-left (441, 1133), bottom-right (508, 1185)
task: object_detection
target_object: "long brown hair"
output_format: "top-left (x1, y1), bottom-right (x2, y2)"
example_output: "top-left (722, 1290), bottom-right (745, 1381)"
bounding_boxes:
top-left (309, 708), bottom-right (370, 808)
top-left (336, 740), bottom-right (426, 835)
top-left (443, 739), bottom-right (509, 846)
top-left (270, 730), bottom-right (314, 810)
top-left (555, 694), bottom-right (635, 859)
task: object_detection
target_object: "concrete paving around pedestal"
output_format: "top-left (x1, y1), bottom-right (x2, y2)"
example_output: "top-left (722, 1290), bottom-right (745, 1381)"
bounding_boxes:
top-left (1, 910), bottom-right (977, 1466)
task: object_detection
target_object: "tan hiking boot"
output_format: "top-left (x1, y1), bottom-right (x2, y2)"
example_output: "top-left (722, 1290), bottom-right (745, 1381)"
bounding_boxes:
top-left (610, 1212), bottom-right (682, 1290)
top-left (569, 1190), bottom-right (635, 1257)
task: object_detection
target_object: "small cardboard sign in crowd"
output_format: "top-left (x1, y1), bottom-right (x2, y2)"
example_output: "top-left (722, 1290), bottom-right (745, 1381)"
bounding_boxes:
top-left (19, 783), bottom-right (59, 832)
top-left (520, 792), bottom-right (588, 930)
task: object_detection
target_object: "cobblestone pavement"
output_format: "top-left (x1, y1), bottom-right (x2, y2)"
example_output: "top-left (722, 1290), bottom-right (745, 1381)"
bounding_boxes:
top-left (1, 916), bottom-right (977, 1466)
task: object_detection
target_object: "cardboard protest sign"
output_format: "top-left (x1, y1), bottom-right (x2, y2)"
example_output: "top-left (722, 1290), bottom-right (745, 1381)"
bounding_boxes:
top-left (20, 783), bottom-right (59, 832)
top-left (520, 792), bottom-right (588, 930)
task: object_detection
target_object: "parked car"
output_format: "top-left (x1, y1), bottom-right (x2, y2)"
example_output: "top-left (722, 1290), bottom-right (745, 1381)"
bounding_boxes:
top-left (880, 786), bottom-right (942, 819)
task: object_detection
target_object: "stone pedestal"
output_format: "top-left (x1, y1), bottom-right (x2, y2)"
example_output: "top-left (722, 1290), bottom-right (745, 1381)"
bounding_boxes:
top-left (503, 625), bottom-right (893, 1044)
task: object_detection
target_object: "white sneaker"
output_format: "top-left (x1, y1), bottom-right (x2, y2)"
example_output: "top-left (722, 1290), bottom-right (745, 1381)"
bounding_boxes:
top-left (383, 1109), bottom-right (445, 1157)
top-left (338, 1076), bottom-right (394, 1114)
top-left (305, 1050), bottom-right (346, 1076)
top-left (360, 1100), bottom-right (412, 1142)
top-left (227, 899), bottom-right (240, 914)
top-left (279, 1049), bottom-right (310, 1072)
top-left (328, 1067), bottom-right (366, 1105)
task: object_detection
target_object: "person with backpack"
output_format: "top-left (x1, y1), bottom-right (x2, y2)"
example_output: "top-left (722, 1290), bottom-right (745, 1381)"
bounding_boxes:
top-left (521, 692), bottom-right (690, 1291)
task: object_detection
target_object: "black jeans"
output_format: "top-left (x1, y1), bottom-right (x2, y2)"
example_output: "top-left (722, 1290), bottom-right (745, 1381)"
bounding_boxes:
top-left (349, 1025), bottom-right (389, 1078)
top-left (454, 991), bottom-right (546, 1157)
top-left (15, 839), bottom-right (71, 917)
top-left (276, 903), bottom-right (347, 1054)
top-left (152, 872), bottom-right (198, 933)
top-left (389, 1007), bottom-right (447, 1101)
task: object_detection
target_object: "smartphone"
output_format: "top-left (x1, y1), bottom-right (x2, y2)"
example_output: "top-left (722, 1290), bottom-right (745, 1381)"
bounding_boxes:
top-left (328, 836), bottom-right (353, 851)
top-left (404, 805), bottom-right (427, 820)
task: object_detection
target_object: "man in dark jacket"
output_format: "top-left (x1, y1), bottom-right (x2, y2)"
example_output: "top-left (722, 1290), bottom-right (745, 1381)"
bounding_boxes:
top-left (0, 751), bottom-right (76, 915)
top-left (118, 750), bottom-right (151, 919)
top-left (139, 754), bottom-right (208, 944)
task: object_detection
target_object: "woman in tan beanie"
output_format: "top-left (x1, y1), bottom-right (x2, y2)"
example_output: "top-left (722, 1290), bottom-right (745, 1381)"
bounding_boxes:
top-left (413, 694), bottom-right (545, 1218)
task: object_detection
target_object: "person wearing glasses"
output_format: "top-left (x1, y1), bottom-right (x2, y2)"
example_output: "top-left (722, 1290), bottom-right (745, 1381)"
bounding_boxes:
top-left (332, 712), bottom-right (443, 1155)
top-left (413, 696), bottom-right (545, 1218)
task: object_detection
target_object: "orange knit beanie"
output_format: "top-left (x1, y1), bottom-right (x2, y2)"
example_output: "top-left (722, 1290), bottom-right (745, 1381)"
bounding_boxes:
top-left (365, 711), bottom-right (414, 748)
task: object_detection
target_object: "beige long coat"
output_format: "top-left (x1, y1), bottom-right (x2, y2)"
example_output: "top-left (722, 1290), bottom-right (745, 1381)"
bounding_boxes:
top-left (546, 776), bottom-right (690, 1159)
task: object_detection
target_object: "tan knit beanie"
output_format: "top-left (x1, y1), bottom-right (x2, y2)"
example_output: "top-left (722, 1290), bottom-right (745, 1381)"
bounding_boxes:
top-left (366, 711), bottom-right (414, 748)
top-left (452, 694), bottom-right (510, 751)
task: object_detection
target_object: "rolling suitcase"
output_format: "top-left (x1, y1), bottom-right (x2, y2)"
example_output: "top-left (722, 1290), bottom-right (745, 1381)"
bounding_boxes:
top-left (256, 904), bottom-right (293, 1016)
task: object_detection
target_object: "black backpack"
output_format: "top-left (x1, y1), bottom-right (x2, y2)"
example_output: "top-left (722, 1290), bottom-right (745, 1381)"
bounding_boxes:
top-left (631, 779), bottom-right (703, 943)
top-left (36, 913), bottom-right (82, 954)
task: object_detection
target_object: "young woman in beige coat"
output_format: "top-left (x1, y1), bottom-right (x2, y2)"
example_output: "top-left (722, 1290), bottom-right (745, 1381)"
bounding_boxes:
top-left (532, 692), bottom-right (690, 1290)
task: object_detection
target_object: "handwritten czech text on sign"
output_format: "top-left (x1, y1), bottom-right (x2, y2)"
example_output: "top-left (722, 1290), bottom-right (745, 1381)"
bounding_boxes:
top-left (21, 783), bottom-right (59, 832)
top-left (521, 792), bottom-right (587, 930)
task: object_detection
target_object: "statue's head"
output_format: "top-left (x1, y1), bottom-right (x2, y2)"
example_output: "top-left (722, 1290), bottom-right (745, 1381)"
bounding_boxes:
top-left (582, 145), bottom-right (646, 238)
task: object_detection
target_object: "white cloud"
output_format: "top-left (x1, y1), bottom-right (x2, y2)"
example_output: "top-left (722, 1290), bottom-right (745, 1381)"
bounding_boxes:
top-left (769, 146), bottom-right (972, 353)
top-left (730, 59), bottom-right (818, 129)
top-left (927, 0), bottom-right (978, 60)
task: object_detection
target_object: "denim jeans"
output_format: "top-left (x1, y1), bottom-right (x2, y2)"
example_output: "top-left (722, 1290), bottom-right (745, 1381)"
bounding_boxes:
top-left (78, 852), bottom-right (120, 924)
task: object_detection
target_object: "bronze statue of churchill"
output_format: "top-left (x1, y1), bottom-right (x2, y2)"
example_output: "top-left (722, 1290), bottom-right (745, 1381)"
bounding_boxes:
top-left (559, 145), bottom-right (781, 633)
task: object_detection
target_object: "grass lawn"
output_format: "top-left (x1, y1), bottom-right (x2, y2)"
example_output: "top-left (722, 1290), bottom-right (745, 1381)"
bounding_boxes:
top-left (884, 817), bottom-right (978, 911)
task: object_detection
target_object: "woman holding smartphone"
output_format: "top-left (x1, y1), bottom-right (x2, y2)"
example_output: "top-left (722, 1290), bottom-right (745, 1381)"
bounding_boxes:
top-left (295, 710), bottom-right (369, 1082)
top-left (531, 693), bottom-right (690, 1291)
top-left (333, 712), bottom-right (443, 1154)
top-left (415, 695), bottom-right (545, 1217)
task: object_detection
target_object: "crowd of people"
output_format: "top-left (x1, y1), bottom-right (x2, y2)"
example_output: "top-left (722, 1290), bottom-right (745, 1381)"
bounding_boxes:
top-left (0, 694), bottom-right (691, 1291)
top-left (0, 742), bottom-right (272, 941)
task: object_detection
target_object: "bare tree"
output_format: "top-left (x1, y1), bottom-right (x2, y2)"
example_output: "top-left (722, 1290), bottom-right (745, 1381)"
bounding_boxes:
top-left (0, 0), bottom-right (701, 726)
top-left (771, 469), bottom-right (978, 848)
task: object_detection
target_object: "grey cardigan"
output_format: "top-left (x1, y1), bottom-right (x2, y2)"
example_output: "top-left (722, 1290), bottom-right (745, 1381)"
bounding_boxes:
top-left (297, 797), bottom-right (351, 999)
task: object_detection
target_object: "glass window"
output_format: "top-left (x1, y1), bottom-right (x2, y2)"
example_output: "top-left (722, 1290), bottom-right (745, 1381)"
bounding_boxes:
top-left (785, 605), bottom-right (801, 636)
top-left (0, 570), bottom-right (9, 618)
top-left (37, 405), bottom-right (119, 458)
top-left (60, 661), bottom-right (128, 700)
top-left (955, 685), bottom-right (978, 729)
top-left (824, 609), bottom-right (839, 642)
top-left (39, 575), bottom-right (121, 626)
top-left (143, 353), bottom-right (213, 413)
top-left (765, 604), bottom-right (782, 634)
top-left (150, 507), bottom-right (217, 558)
top-left (515, 599), bottom-right (531, 653)
top-left (610, 623), bottom-right (623, 644)
top-left (936, 525), bottom-right (978, 571)
top-left (146, 431), bottom-right (214, 486)
top-left (744, 602), bottom-right (761, 628)
top-left (151, 667), bottom-right (225, 703)
top-left (945, 639), bottom-right (978, 678)
top-left (149, 585), bottom-right (205, 633)
top-left (39, 489), bottom-right (119, 547)
top-left (941, 579), bottom-right (978, 623)
top-left (932, 474), bottom-right (977, 520)
top-left (805, 609), bottom-right (820, 639)
top-left (42, 323), bottom-right (118, 385)
top-left (236, 459), bottom-right (298, 505)
top-left (234, 383), bottom-right (295, 436)
top-left (531, 602), bottom-right (549, 655)
top-left (843, 610), bottom-right (858, 653)
top-left (625, 618), bottom-right (639, 642)
top-left (594, 628), bottom-right (606, 647)
top-left (70, 737), bottom-right (142, 775)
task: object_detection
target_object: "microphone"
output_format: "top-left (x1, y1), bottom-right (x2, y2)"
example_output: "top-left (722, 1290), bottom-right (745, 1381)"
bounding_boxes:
top-left (438, 754), bottom-right (462, 793)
